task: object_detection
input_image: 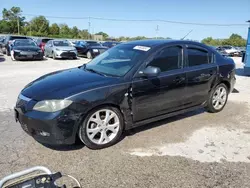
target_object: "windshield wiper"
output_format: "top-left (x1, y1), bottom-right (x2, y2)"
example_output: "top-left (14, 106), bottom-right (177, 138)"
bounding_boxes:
top-left (85, 68), bottom-right (107, 77)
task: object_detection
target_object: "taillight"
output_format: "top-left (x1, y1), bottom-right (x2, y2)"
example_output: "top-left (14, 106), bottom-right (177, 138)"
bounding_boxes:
top-left (8, 40), bottom-right (13, 44)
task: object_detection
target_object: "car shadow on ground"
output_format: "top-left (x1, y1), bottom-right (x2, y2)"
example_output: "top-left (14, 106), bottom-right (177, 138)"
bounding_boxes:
top-left (124, 108), bottom-right (205, 137)
top-left (16, 58), bottom-right (48, 62)
top-left (0, 54), bottom-right (5, 62)
top-left (40, 138), bottom-right (85, 151)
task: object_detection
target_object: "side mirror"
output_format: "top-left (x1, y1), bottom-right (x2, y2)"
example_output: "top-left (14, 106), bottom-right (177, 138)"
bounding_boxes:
top-left (139, 66), bottom-right (161, 77)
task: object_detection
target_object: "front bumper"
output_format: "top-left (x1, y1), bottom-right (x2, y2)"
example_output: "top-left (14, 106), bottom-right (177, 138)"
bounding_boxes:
top-left (14, 51), bottom-right (44, 60)
top-left (55, 50), bottom-right (77, 59)
top-left (14, 96), bottom-right (81, 145)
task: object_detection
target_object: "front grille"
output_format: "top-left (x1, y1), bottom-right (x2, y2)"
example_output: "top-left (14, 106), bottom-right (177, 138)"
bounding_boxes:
top-left (16, 98), bottom-right (28, 107)
top-left (61, 52), bottom-right (76, 57)
top-left (16, 94), bottom-right (32, 112)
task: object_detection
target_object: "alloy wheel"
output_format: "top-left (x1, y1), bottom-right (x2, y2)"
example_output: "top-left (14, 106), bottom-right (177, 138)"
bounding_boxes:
top-left (86, 109), bottom-right (120, 145)
top-left (212, 86), bottom-right (227, 110)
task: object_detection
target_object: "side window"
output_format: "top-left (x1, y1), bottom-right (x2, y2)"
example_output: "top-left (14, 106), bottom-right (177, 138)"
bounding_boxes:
top-left (148, 46), bottom-right (183, 72)
top-left (187, 48), bottom-right (209, 66)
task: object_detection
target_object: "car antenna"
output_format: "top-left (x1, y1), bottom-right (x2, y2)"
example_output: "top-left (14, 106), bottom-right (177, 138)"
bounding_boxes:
top-left (181, 30), bottom-right (193, 40)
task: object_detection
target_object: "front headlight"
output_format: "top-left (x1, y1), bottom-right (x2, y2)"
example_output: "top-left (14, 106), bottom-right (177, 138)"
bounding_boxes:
top-left (92, 49), bottom-right (99, 53)
top-left (55, 48), bottom-right (60, 51)
top-left (38, 49), bottom-right (43, 52)
top-left (14, 50), bottom-right (21, 52)
top-left (33, 100), bottom-right (72, 112)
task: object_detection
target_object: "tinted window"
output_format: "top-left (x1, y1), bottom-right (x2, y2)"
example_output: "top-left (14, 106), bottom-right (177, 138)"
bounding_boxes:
top-left (14, 40), bottom-right (37, 47)
top-left (41, 39), bottom-right (52, 43)
top-left (9, 36), bottom-right (27, 40)
top-left (86, 42), bottom-right (101, 47)
top-left (148, 46), bottom-right (182, 72)
top-left (187, 48), bottom-right (209, 66)
top-left (53, 40), bottom-right (70, 46)
top-left (84, 44), bottom-right (147, 77)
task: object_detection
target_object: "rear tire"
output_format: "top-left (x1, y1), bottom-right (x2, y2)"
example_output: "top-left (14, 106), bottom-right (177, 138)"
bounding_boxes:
top-left (78, 106), bottom-right (124, 149)
top-left (205, 83), bottom-right (228, 113)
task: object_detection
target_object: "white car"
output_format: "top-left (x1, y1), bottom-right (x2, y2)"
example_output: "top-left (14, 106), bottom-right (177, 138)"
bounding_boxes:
top-left (217, 46), bottom-right (241, 56)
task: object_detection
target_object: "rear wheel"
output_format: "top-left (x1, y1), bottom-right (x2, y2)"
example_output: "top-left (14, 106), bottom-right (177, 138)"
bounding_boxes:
top-left (78, 106), bottom-right (124, 149)
top-left (87, 51), bottom-right (92, 59)
top-left (206, 83), bottom-right (228, 113)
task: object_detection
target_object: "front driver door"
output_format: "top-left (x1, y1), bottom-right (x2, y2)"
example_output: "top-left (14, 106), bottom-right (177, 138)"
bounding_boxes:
top-left (132, 45), bottom-right (187, 122)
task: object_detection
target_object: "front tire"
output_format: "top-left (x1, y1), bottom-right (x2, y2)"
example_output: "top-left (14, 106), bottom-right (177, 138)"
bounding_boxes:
top-left (78, 106), bottom-right (124, 149)
top-left (87, 51), bottom-right (92, 59)
top-left (52, 51), bottom-right (56, 60)
top-left (206, 83), bottom-right (228, 113)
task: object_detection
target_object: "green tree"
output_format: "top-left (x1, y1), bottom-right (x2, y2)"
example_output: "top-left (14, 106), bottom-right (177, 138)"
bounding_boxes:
top-left (71, 26), bottom-right (79, 38)
top-left (0, 20), bottom-right (11, 33)
top-left (49, 23), bottom-right (60, 36)
top-left (59, 24), bottom-right (71, 37)
top-left (79, 29), bottom-right (90, 39)
top-left (95, 31), bottom-right (109, 39)
top-left (29, 16), bottom-right (49, 36)
top-left (2, 6), bottom-right (25, 34)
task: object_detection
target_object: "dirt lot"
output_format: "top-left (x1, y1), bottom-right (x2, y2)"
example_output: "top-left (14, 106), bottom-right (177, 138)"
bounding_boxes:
top-left (0, 55), bottom-right (250, 187)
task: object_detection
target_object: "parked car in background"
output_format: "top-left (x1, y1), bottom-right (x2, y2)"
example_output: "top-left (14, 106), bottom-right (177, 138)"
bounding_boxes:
top-left (44, 40), bottom-right (77, 59)
top-left (36, 38), bottom-right (52, 52)
top-left (15, 40), bottom-right (236, 149)
top-left (102, 41), bottom-right (121, 48)
top-left (217, 46), bottom-right (241, 57)
top-left (1, 35), bottom-right (30, 56)
top-left (214, 47), bottom-right (230, 57)
top-left (75, 40), bottom-right (108, 59)
top-left (68, 40), bottom-right (77, 47)
top-left (10, 39), bottom-right (44, 61)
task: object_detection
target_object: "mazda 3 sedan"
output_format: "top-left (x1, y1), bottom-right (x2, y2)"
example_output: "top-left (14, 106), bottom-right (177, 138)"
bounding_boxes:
top-left (15, 40), bottom-right (236, 149)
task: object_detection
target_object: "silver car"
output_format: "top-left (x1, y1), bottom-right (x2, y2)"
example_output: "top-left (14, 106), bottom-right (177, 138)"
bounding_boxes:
top-left (44, 40), bottom-right (78, 59)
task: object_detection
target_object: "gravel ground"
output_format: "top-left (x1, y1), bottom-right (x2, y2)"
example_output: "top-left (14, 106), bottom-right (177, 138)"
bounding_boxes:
top-left (0, 55), bottom-right (250, 188)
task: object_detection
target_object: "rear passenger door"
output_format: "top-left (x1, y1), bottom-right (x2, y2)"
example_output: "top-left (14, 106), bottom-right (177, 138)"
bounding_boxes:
top-left (184, 45), bottom-right (217, 107)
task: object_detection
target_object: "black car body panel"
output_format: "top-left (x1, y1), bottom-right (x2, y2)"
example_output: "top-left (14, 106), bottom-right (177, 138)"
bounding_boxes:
top-left (15, 40), bottom-right (236, 145)
top-left (75, 41), bottom-right (108, 57)
top-left (12, 39), bottom-right (44, 60)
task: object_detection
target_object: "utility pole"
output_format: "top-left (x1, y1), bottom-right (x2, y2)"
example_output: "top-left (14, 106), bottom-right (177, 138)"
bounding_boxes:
top-left (155, 25), bottom-right (159, 39)
top-left (88, 17), bottom-right (91, 39)
top-left (17, 16), bottom-right (20, 35)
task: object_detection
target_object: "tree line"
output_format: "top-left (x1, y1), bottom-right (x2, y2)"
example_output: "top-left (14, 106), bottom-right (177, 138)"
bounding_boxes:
top-left (0, 7), bottom-right (247, 46)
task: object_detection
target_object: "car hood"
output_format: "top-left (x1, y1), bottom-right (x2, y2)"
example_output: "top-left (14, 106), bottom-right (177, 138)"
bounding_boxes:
top-left (21, 67), bottom-right (119, 101)
top-left (13, 46), bottom-right (41, 51)
top-left (54, 46), bottom-right (76, 51)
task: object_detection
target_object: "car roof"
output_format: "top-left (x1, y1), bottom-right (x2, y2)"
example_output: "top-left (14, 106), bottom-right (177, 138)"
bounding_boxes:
top-left (123, 39), bottom-right (206, 48)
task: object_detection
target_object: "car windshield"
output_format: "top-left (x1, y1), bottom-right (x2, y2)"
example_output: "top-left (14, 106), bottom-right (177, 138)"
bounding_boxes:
top-left (53, 40), bottom-right (70, 46)
top-left (14, 40), bottom-right (37, 47)
top-left (87, 42), bottom-right (101, 47)
top-left (83, 44), bottom-right (149, 77)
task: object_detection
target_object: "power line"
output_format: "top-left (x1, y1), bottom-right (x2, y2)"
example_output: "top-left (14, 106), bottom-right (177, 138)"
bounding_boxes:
top-left (22, 13), bottom-right (248, 27)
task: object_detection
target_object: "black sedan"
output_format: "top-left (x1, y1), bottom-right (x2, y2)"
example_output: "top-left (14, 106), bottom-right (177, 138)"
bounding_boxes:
top-left (102, 41), bottom-right (121, 48)
top-left (74, 40), bottom-right (108, 59)
top-left (15, 40), bottom-right (236, 149)
top-left (10, 39), bottom-right (44, 61)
